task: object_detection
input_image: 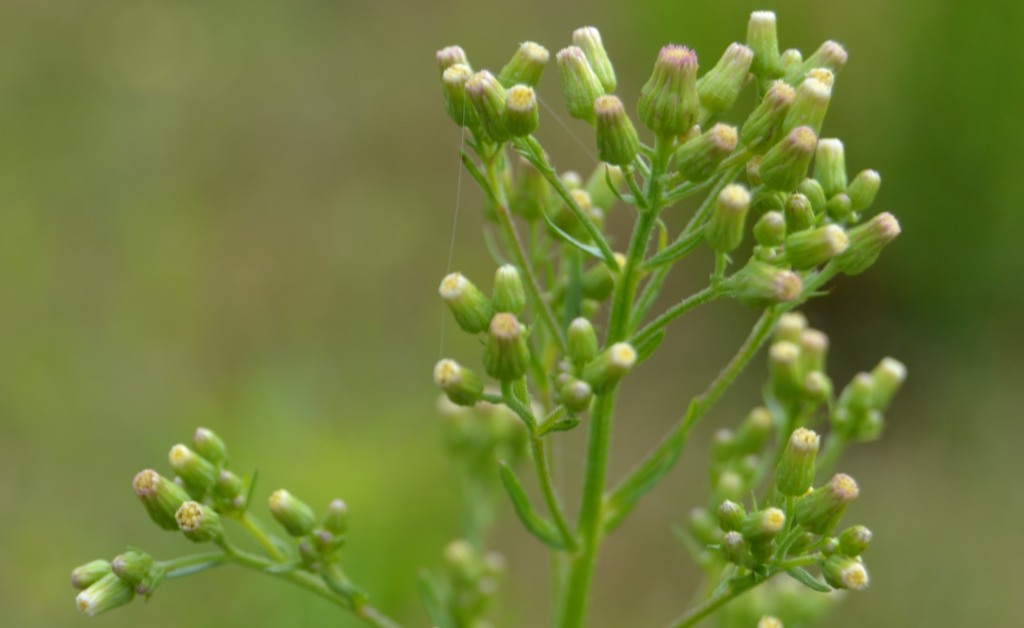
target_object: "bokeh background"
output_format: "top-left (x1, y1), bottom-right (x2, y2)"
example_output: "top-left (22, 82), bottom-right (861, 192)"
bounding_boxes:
top-left (2, 0), bottom-right (1022, 626)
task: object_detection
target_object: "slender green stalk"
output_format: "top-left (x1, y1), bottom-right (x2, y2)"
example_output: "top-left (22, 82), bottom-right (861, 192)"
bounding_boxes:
top-left (816, 432), bottom-right (848, 478)
top-left (160, 552), bottom-right (228, 574)
top-left (530, 435), bottom-right (578, 551)
top-left (663, 574), bottom-right (759, 628)
top-left (632, 286), bottom-right (720, 347)
top-left (238, 512), bottom-right (287, 562)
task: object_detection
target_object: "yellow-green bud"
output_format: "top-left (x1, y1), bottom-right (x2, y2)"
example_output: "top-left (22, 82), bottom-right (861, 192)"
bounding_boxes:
top-left (826, 192), bottom-right (852, 222)
top-left (835, 212), bottom-right (901, 275)
top-left (585, 164), bottom-right (624, 211)
top-left (581, 342), bottom-right (636, 394)
top-left (747, 11), bottom-right (780, 81)
top-left (803, 370), bottom-right (833, 402)
top-left (705, 183), bottom-right (751, 253)
top-left (192, 427), bottom-right (227, 464)
top-left (133, 469), bottom-right (192, 531)
top-left (733, 407), bottom-right (773, 455)
top-left (637, 45), bottom-right (699, 138)
top-left (785, 192), bottom-right (816, 232)
top-left (581, 252), bottom-right (625, 301)
top-left (567, 317), bottom-right (599, 369)
top-left (796, 473), bottom-right (859, 534)
top-left (746, 154), bottom-right (763, 186)
top-left (847, 169), bottom-right (881, 212)
top-left (741, 507), bottom-right (786, 543)
top-left (769, 340), bottom-right (803, 402)
top-left (215, 469), bottom-right (243, 501)
top-left (697, 43), bottom-right (754, 114)
top-left (493, 264), bottom-right (526, 315)
top-left (437, 46), bottom-right (470, 75)
top-left (76, 572), bottom-right (135, 617)
top-left (573, 27), bottom-right (616, 93)
top-left (269, 489), bottom-right (317, 537)
top-left (784, 41), bottom-right (848, 86)
top-left (721, 530), bottom-right (750, 566)
top-left (730, 261), bottom-right (803, 309)
top-left (779, 48), bottom-right (803, 75)
top-left (718, 500), bottom-right (747, 532)
top-left (111, 550), bottom-right (154, 588)
top-left (775, 427), bottom-right (821, 496)
top-left (754, 211), bottom-right (786, 247)
top-left (168, 444), bottom-right (216, 495)
top-left (760, 126), bottom-right (818, 192)
top-left (758, 617), bottom-right (783, 628)
top-left (434, 359), bottom-right (484, 406)
top-left (560, 378), bottom-right (594, 413)
top-left (822, 554), bottom-right (869, 591)
top-left (562, 171), bottom-right (584, 190)
top-left (676, 123), bottom-right (738, 182)
top-left (72, 560), bottom-right (112, 590)
top-left (594, 95), bottom-right (640, 166)
top-left (557, 46), bottom-right (605, 123)
top-left (871, 357), bottom-right (906, 411)
top-left (498, 41), bottom-right (549, 88)
top-left (439, 272), bottom-right (494, 334)
top-left (323, 499), bottom-right (349, 536)
top-left (689, 507), bottom-right (721, 545)
top-left (798, 177), bottom-right (828, 214)
top-left (484, 313), bottom-right (530, 381)
top-left (775, 312), bottom-right (807, 343)
top-left (814, 138), bottom-right (848, 199)
top-left (740, 80), bottom-right (796, 154)
top-left (442, 64), bottom-right (481, 130)
top-left (784, 224), bottom-right (849, 270)
top-left (175, 501), bottom-right (224, 543)
top-left (710, 428), bottom-right (735, 463)
top-left (466, 70), bottom-right (510, 143)
top-left (838, 525), bottom-right (873, 556)
top-left (781, 70), bottom-right (832, 137)
top-left (799, 329), bottom-right (829, 373)
top-left (444, 539), bottom-right (481, 582)
top-left (716, 470), bottom-right (745, 502)
top-left (503, 84), bottom-right (539, 138)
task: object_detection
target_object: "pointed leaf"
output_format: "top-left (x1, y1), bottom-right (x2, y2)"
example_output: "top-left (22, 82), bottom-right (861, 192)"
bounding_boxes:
top-left (418, 570), bottom-right (455, 628)
top-left (786, 567), bottom-right (833, 593)
top-left (498, 462), bottom-right (565, 550)
top-left (635, 329), bottom-right (666, 365)
top-left (541, 208), bottom-right (605, 260)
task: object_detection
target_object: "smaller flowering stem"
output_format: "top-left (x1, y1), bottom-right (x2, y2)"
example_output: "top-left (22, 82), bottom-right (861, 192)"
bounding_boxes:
top-left (530, 434), bottom-right (578, 551)
top-left (664, 574), bottom-right (759, 628)
top-left (159, 551), bottom-right (229, 575)
top-left (631, 286), bottom-right (720, 347)
top-left (816, 432), bottom-right (848, 478)
top-left (238, 511), bottom-right (288, 562)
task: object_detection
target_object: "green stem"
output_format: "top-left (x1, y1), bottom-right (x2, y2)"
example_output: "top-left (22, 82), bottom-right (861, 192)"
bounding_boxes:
top-left (816, 433), bottom-right (848, 479)
top-left (631, 286), bottom-right (720, 347)
top-left (238, 512), bottom-right (287, 562)
top-left (663, 574), bottom-right (759, 628)
top-left (530, 434), bottom-right (577, 551)
top-left (159, 551), bottom-right (228, 574)
top-left (777, 554), bottom-right (821, 570)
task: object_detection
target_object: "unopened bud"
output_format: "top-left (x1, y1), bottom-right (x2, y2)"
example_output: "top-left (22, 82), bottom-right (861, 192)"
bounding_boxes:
top-left (785, 41), bottom-right (848, 85)
top-left (705, 184), bottom-right (751, 253)
top-left (826, 192), bottom-right (853, 222)
top-left (775, 428), bottom-right (820, 496)
top-left (498, 42), bottom-right (549, 88)
top-left (803, 371), bottom-right (833, 401)
top-left (838, 525), bottom-right (873, 556)
top-left (573, 27), bottom-right (616, 93)
top-left (760, 126), bottom-right (817, 192)
top-left (503, 85), bottom-right (539, 138)
top-left (586, 164), bottom-right (625, 211)
top-left (437, 46), bottom-right (470, 75)
top-left (76, 572), bottom-right (135, 617)
top-left (560, 378), bottom-right (594, 413)
top-left (269, 489), bottom-right (317, 538)
top-left (823, 554), bottom-right (869, 591)
top-left (799, 329), bottom-right (829, 373)
top-left (796, 473), bottom-right (859, 534)
top-left (111, 550), bottom-right (154, 588)
top-left (734, 407), bottom-right (773, 454)
top-left (710, 428), bottom-right (735, 464)
top-left (594, 95), bottom-right (640, 166)
top-left (581, 342), bottom-right (636, 394)
top-left (192, 427), bottom-right (227, 464)
top-left (442, 64), bottom-right (482, 130)
top-left (484, 313), bottom-right (531, 381)
top-left (493, 265), bottom-right (526, 315)
top-left (215, 469), bottom-right (243, 501)
top-left (581, 253), bottom-right (625, 301)
top-left (769, 341), bottom-right (803, 402)
top-left (740, 80), bottom-right (795, 153)
top-left (718, 500), bottom-right (747, 532)
top-left (746, 155), bottom-right (763, 186)
top-left (730, 261), bottom-right (803, 308)
top-left (775, 312), bottom-right (807, 343)
top-left (847, 169), bottom-right (881, 212)
top-left (716, 471), bottom-right (745, 502)
top-left (741, 507), bottom-right (786, 543)
top-left (323, 499), bottom-right (349, 536)
top-left (444, 539), bottom-right (480, 581)
top-left (781, 73), bottom-right (832, 138)
top-left (175, 501), bottom-right (224, 543)
top-left (835, 212), bottom-right (901, 275)
top-left (871, 357), bottom-right (906, 411)
top-left (754, 211), bottom-right (786, 247)
top-left (675, 123), bottom-right (738, 182)
top-left (784, 224), bottom-right (849, 270)
top-left (689, 507), bottom-right (720, 544)
top-left (557, 46), bottom-right (605, 123)
top-left (721, 530), bottom-right (750, 566)
top-left (434, 359), bottom-right (484, 406)
top-left (638, 45), bottom-right (699, 137)
top-left (567, 317), bottom-right (599, 369)
top-left (697, 43), bottom-right (754, 114)
top-left (798, 177), bottom-right (828, 214)
top-left (72, 560), bottom-right (112, 590)
top-left (813, 139), bottom-right (848, 199)
top-left (758, 617), bottom-right (783, 628)
top-left (439, 272), bottom-right (494, 334)
top-left (779, 48), bottom-right (803, 75)
top-left (169, 444), bottom-right (217, 494)
top-left (133, 469), bottom-right (192, 531)
top-left (747, 11), bottom-right (780, 80)
top-left (466, 70), bottom-right (510, 143)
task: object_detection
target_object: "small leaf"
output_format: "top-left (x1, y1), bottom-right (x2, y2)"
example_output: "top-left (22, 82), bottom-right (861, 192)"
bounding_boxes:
top-left (541, 209), bottom-right (605, 260)
top-left (642, 227), bottom-right (705, 269)
top-left (635, 329), bottom-right (666, 365)
top-left (498, 461), bottom-right (566, 550)
top-left (243, 467), bottom-right (259, 510)
top-left (417, 570), bottom-right (455, 628)
top-left (604, 166), bottom-right (635, 206)
top-left (786, 567), bottom-right (833, 593)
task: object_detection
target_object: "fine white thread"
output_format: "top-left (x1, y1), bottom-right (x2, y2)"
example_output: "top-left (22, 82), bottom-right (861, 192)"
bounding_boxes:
top-left (538, 94), bottom-right (599, 164)
top-left (440, 105), bottom-right (468, 358)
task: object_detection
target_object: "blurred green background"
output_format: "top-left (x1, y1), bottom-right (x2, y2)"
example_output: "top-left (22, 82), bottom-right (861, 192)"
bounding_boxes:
top-left (2, 0), bottom-right (1022, 626)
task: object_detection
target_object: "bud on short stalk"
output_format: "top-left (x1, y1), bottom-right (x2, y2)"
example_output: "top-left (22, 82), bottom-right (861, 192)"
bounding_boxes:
top-left (835, 212), bottom-right (901, 275)
top-left (557, 46), bottom-right (605, 123)
top-left (111, 550), bottom-right (154, 588)
top-left (322, 499), bottom-right (349, 536)
top-left (754, 211), bottom-right (786, 247)
top-left (581, 253), bottom-right (625, 301)
top-left (675, 123), bottom-right (738, 182)
top-left (437, 46), bottom-right (470, 75)
top-left (434, 359), bottom-right (484, 406)
top-left (442, 64), bottom-right (482, 131)
top-left (133, 469), bottom-right (192, 531)
top-left (594, 95), bottom-right (640, 166)
top-left (716, 471), bottom-right (745, 502)
top-left (803, 370), bottom-right (833, 401)
top-left (814, 139), bottom-right (848, 199)
top-left (784, 224), bottom-right (849, 269)
top-left (796, 473), bottom-right (860, 534)
top-left (573, 27), bottom-right (616, 93)
top-left (581, 342), bottom-right (636, 394)
top-left (741, 507), bottom-right (786, 543)
top-left (721, 530), bottom-right (750, 566)
top-left (781, 70), bottom-right (832, 137)
top-left (718, 500), bottom-right (747, 532)
top-left (837, 525), bottom-right (873, 557)
top-left (72, 560), bottom-right (113, 590)
top-left (466, 70), bottom-right (510, 143)
top-left (710, 428), bottom-right (735, 464)
top-left (785, 41), bottom-right (848, 85)
top-left (175, 501), bottom-right (224, 544)
top-left (169, 444), bottom-right (217, 495)
top-left (769, 341), bottom-right (803, 402)
top-left (785, 192), bottom-right (816, 232)
top-left (798, 177), bottom-right (828, 214)
top-left (733, 407), bottom-right (773, 454)
top-left (729, 261), bottom-right (803, 309)
top-left (760, 126), bottom-right (817, 192)
top-left (823, 554), bottom-right (869, 591)
top-left (847, 169), bottom-right (881, 211)
top-left (747, 11), bottom-right (781, 81)
top-left (827, 192), bottom-right (853, 222)
top-left (498, 42), bottom-right (549, 88)
top-left (269, 489), bottom-right (317, 538)
top-left (439, 272), bottom-right (494, 334)
top-left (696, 43), bottom-right (754, 114)
top-left (560, 378), bottom-right (594, 413)
top-left (779, 48), bottom-right (803, 75)
top-left (775, 312), bottom-right (807, 343)
top-left (567, 317), bottom-right (598, 370)
top-left (76, 572), bottom-right (135, 617)
top-left (638, 45), bottom-right (699, 138)
top-left (484, 313), bottom-right (531, 381)
top-left (775, 427), bottom-right (821, 496)
top-left (503, 85), bottom-right (539, 138)
top-left (689, 507), bottom-right (720, 544)
top-left (705, 184), bottom-right (751, 253)
top-left (871, 357), bottom-right (907, 411)
top-left (740, 80), bottom-right (796, 153)
top-left (798, 329), bottom-right (829, 373)
top-left (493, 264), bottom-right (526, 315)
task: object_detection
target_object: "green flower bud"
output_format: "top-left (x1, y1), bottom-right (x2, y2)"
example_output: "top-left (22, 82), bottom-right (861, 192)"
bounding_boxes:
top-left (502, 85), bottom-right (539, 138)
top-left (215, 469), bottom-right (243, 501)
top-left (741, 507), bottom-right (786, 543)
top-left (710, 428), bottom-right (735, 464)
top-left (796, 473), bottom-right (859, 534)
top-left (484, 313), bottom-right (531, 381)
top-left (871, 357), bottom-right (906, 411)
top-left (798, 177), bottom-right (828, 214)
top-left (562, 171), bottom-right (584, 190)
top-left (560, 378), bottom-right (594, 413)
top-left (835, 212), bottom-right (901, 275)
top-left (775, 427), bottom-right (821, 496)
top-left (581, 253), bottom-right (624, 301)
top-left (567, 317), bottom-right (599, 370)
top-left (192, 427), bottom-right (227, 464)
top-left (169, 444), bottom-right (217, 495)
top-left (848, 169), bottom-right (882, 213)
top-left (442, 65), bottom-right (481, 130)
top-left (754, 211), bottom-right (786, 247)
top-left (573, 27), bottom-right (616, 93)
top-left (799, 329), bottom-right (829, 373)
top-left (594, 95), bottom-right (640, 166)
top-left (557, 46), bottom-right (605, 123)
top-left (175, 501), bottom-right (224, 543)
top-left (813, 138), bottom-right (847, 199)
top-left (838, 525), bottom-right (873, 557)
top-left (269, 489), bottom-right (317, 537)
top-left (689, 507), bottom-right (721, 545)
top-left (746, 155), bottom-right (763, 186)
top-left (498, 41), bottom-right (549, 88)
top-left (511, 156), bottom-right (552, 221)
top-left (775, 312), bottom-right (807, 343)
top-left (781, 70), bottom-right (832, 137)
top-left (323, 499), bottom-right (349, 536)
top-left (822, 554), bottom-right (869, 591)
top-left (733, 407), bottom-right (773, 455)
top-left (439, 272), bottom-right (494, 334)
top-left (444, 539), bottom-right (481, 582)
top-left (758, 616), bottom-right (784, 628)
top-left (76, 572), bottom-right (135, 617)
top-left (437, 46), bottom-right (470, 75)
top-left (826, 192), bottom-right (852, 222)
top-left (466, 70), bottom-right (510, 143)
top-left (697, 43), bottom-right (754, 114)
top-left (718, 500), bottom-right (747, 532)
top-left (132, 469), bottom-right (192, 531)
top-left (637, 45), bottom-right (699, 138)
top-left (434, 359), bottom-right (484, 406)
top-left (784, 41), bottom-right (848, 85)
top-left (493, 264), bottom-right (526, 315)
top-left (779, 48), bottom-right (803, 75)
top-left (784, 192), bottom-right (816, 233)
top-left (769, 341), bottom-right (803, 402)
top-left (747, 11), bottom-right (780, 80)
top-left (715, 470), bottom-right (745, 502)
top-left (111, 550), bottom-right (154, 588)
top-left (803, 370), bottom-right (833, 402)
top-left (72, 560), bottom-right (112, 590)
top-left (783, 224), bottom-right (849, 270)
top-left (581, 342), bottom-right (636, 394)
top-left (730, 261), bottom-right (803, 309)
top-left (721, 530), bottom-right (750, 566)
top-left (675, 123), bottom-right (738, 182)
top-left (705, 183), bottom-right (751, 253)
top-left (760, 126), bottom-right (818, 192)
top-left (740, 80), bottom-right (796, 154)
top-left (586, 164), bottom-right (624, 211)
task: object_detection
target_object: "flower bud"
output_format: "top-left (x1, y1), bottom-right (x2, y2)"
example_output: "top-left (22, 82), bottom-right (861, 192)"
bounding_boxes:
top-left (511, 157), bottom-right (552, 221)
top-left (689, 507), bottom-right (721, 545)
top-left (503, 85), bottom-right (539, 138)
top-left (175, 501), bottom-right (224, 543)
top-left (434, 359), bottom-right (484, 406)
top-left (322, 499), bottom-right (349, 536)
top-left (718, 500), bottom-right (747, 532)
top-left (493, 264), bottom-right (526, 315)
top-left (798, 177), bottom-right (828, 214)
top-left (567, 317), bottom-right (599, 369)
top-left (779, 49), bottom-right (803, 75)
top-left (746, 155), bottom-right (763, 186)
top-left (784, 224), bottom-right (849, 270)
top-left (111, 550), bottom-right (154, 588)
top-left (715, 471), bottom-right (745, 502)
top-left (215, 469), bottom-right (243, 502)
top-left (781, 71), bottom-right (832, 137)
top-left (813, 139), bottom-right (847, 199)
top-left (758, 617), bottom-right (783, 628)
top-left (785, 41), bottom-right (848, 85)
top-left (498, 41), bottom-right (549, 88)
top-left (796, 473), bottom-right (859, 534)
top-left (799, 329), bottom-right (829, 373)
top-left (442, 65), bottom-right (481, 130)
top-left (710, 428), bottom-right (735, 464)
top-left (871, 357), bottom-right (906, 411)
top-left (76, 572), bottom-right (135, 617)
top-left (775, 312), bottom-right (806, 343)
top-left (769, 341), bottom-right (803, 402)
top-left (754, 211), bottom-right (786, 247)
top-left (466, 70), bottom-right (510, 143)
top-left (740, 80), bottom-right (795, 153)
top-left (775, 427), bottom-right (820, 496)
top-left (759, 126), bottom-right (817, 192)
top-left (638, 45), bottom-right (699, 138)
top-left (730, 261), bottom-right (803, 309)
top-left (675, 123), bottom-right (738, 182)
top-left (594, 95), bottom-right (640, 166)
top-left (484, 313), bottom-right (531, 381)
top-left (439, 272), bottom-right (494, 334)
top-left (803, 371), bottom-right (833, 402)
top-left (705, 184), bottom-right (751, 253)
top-left (733, 407), bottom-right (773, 455)
top-left (784, 192), bottom-right (816, 232)
top-left (822, 554), bottom-right (869, 591)
top-left (560, 378), bottom-right (594, 413)
top-left (847, 169), bottom-right (881, 212)
top-left (822, 536), bottom-right (841, 556)
top-left (835, 212), bottom-right (901, 275)
top-left (836, 525), bottom-right (873, 558)
top-left (581, 253), bottom-right (625, 301)
top-left (72, 560), bottom-right (112, 590)
top-left (721, 530), bottom-right (750, 566)
top-left (741, 507), bottom-right (786, 543)
top-left (557, 46), bottom-right (605, 123)
top-left (747, 11), bottom-right (780, 80)
top-left (269, 489), bottom-right (317, 538)
top-left (573, 27), bottom-right (616, 93)
top-left (437, 46), bottom-right (470, 75)
top-left (581, 342), bottom-right (636, 394)
top-left (826, 192), bottom-right (852, 223)
top-left (586, 164), bottom-right (624, 211)
top-left (169, 444), bottom-right (217, 494)
top-left (193, 428), bottom-right (227, 464)
top-left (444, 539), bottom-right (481, 582)
top-left (133, 469), bottom-right (192, 530)
top-left (697, 43), bottom-right (754, 114)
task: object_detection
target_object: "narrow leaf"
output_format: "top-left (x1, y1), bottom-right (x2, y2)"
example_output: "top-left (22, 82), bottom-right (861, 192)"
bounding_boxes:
top-left (166, 562), bottom-right (221, 579)
top-left (604, 166), bottom-right (635, 206)
top-left (498, 461), bottom-right (566, 550)
top-left (541, 208), bottom-right (605, 260)
top-left (786, 567), bottom-right (833, 593)
top-left (642, 227), bottom-right (705, 269)
top-left (417, 570), bottom-right (455, 628)
top-left (460, 150), bottom-right (498, 207)
top-left (634, 329), bottom-right (665, 365)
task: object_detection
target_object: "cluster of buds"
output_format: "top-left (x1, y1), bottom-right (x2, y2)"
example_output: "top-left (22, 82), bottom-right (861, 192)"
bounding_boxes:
top-left (432, 540), bottom-right (507, 627)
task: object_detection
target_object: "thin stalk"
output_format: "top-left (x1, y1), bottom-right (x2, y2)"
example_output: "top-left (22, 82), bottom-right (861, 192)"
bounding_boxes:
top-left (159, 551), bottom-right (228, 574)
top-left (663, 574), bottom-right (759, 628)
top-left (530, 435), bottom-right (577, 551)
top-left (238, 512), bottom-right (287, 562)
top-left (816, 433), bottom-right (848, 479)
top-left (631, 286), bottom-right (720, 347)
